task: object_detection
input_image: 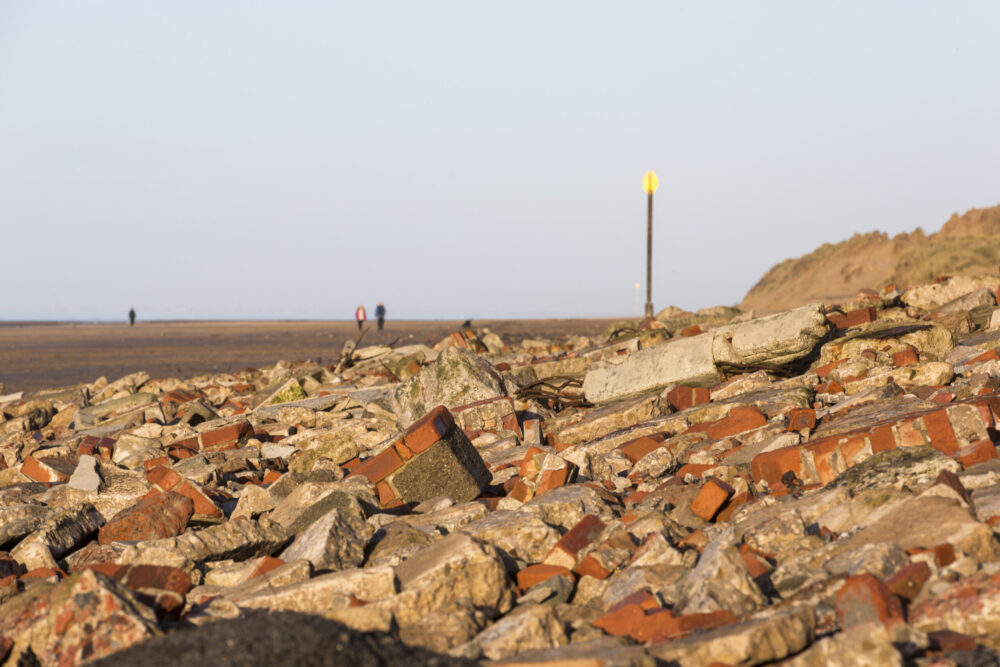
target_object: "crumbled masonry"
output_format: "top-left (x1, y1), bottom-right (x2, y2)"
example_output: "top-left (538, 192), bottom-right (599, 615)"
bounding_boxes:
top-left (4, 274), bottom-right (1000, 664)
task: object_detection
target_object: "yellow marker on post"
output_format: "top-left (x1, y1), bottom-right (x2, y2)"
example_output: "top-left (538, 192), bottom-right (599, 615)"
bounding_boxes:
top-left (642, 171), bottom-right (659, 195)
top-left (642, 171), bottom-right (658, 317)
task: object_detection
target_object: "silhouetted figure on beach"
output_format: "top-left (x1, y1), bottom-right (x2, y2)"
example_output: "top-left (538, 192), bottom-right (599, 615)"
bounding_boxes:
top-left (375, 302), bottom-right (386, 331)
top-left (128, 308), bottom-right (136, 326)
top-left (355, 304), bottom-right (366, 331)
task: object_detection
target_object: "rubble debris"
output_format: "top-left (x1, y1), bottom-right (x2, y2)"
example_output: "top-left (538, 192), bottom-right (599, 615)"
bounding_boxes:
top-left (3, 278), bottom-right (1000, 663)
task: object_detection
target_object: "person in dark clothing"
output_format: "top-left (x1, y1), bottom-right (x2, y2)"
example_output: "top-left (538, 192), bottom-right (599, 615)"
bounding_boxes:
top-left (375, 302), bottom-right (386, 331)
top-left (128, 308), bottom-right (136, 326)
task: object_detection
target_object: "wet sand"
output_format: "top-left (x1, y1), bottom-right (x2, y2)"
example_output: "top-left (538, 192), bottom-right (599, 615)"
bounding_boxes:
top-left (0, 319), bottom-right (620, 393)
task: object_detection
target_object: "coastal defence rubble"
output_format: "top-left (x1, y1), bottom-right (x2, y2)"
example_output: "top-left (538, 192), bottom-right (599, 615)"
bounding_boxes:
top-left (2, 274), bottom-right (1000, 664)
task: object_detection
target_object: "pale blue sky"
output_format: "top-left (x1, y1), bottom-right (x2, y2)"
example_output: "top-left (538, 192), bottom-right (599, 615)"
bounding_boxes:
top-left (1, 2), bottom-right (998, 320)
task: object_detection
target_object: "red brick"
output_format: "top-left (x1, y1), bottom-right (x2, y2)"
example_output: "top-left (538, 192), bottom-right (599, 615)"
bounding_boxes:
top-left (347, 448), bottom-right (405, 484)
top-left (666, 386), bottom-right (711, 411)
top-left (393, 440), bottom-right (413, 460)
top-left (895, 419), bottom-right (927, 448)
top-left (828, 307), bottom-right (877, 329)
top-left (868, 425), bottom-right (896, 454)
top-left (927, 629), bottom-right (977, 652)
top-left (805, 438), bottom-right (842, 485)
top-left (813, 359), bottom-right (847, 378)
top-left (516, 564), bottom-right (574, 591)
top-left (707, 405), bottom-right (767, 439)
top-left (816, 380), bottom-right (844, 395)
top-left (507, 479), bottom-right (533, 503)
top-left (535, 464), bottom-right (575, 496)
top-left (678, 530), bottom-right (708, 550)
top-left (518, 446), bottom-right (548, 479)
top-left (835, 573), bottom-right (904, 630)
top-left (885, 562), bottom-right (931, 601)
top-left (608, 589), bottom-right (659, 613)
top-left (690, 478), bottom-right (735, 522)
top-left (20, 456), bottom-right (69, 484)
top-left (921, 410), bottom-right (959, 457)
top-left (674, 463), bottom-right (716, 479)
top-left (646, 610), bottom-right (737, 642)
top-left (98, 492), bottom-right (194, 544)
top-left (402, 405), bottom-right (455, 454)
top-left (21, 567), bottom-right (63, 582)
top-left (750, 446), bottom-right (803, 485)
top-left (592, 603), bottom-right (646, 637)
top-left (199, 419), bottom-right (252, 450)
top-left (957, 439), bottom-right (998, 469)
top-left (544, 514), bottom-right (605, 569)
top-left (892, 348), bottom-right (919, 367)
top-left (77, 437), bottom-right (97, 456)
top-left (786, 408), bottom-right (816, 432)
top-left (715, 492), bottom-right (753, 523)
top-left (970, 349), bottom-right (1000, 365)
top-left (173, 481), bottom-right (222, 517)
top-left (97, 438), bottom-right (115, 459)
top-left (168, 446), bottom-right (196, 461)
top-left (631, 608), bottom-right (682, 642)
top-left (932, 543), bottom-right (957, 567)
top-left (838, 436), bottom-right (869, 466)
top-left (143, 456), bottom-right (171, 472)
top-left (618, 435), bottom-right (666, 463)
top-left (375, 481), bottom-right (396, 506)
top-left (573, 553), bottom-right (614, 580)
top-left (247, 556), bottom-right (285, 580)
top-left (146, 466), bottom-right (182, 491)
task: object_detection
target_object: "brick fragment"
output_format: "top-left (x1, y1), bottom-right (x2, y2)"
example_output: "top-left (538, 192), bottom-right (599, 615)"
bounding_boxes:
top-left (716, 492), bottom-right (753, 522)
top-left (98, 491), bottom-right (194, 544)
top-left (707, 405), bottom-right (767, 439)
top-left (666, 386), bottom-right (710, 411)
top-left (927, 629), bottom-right (977, 652)
top-left (347, 448), bottom-right (405, 484)
top-left (921, 409), bottom-right (959, 457)
top-left (828, 307), bottom-right (877, 329)
top-left (835, 573), bottom-right (904, 631)
top-left (20, 455), bottom-right (70, 483)
top-left (544, 514), bottom-right (605, 570)
top-left (885, 562), bottom-right (931, 602)
top-left (516, 564), bottom-right (574, 591)
top-left (674, 463), bottom-right (714, 480)
top-left (786, 408), bottom-right (816, 432)
top-left (750, 446), bottom-right (804, 486)
top-left (892, 348), bottom-right (919, 367)
top-left (618, 434), bottom-right (666, 463)
top-left (690, 478), bottom-right (735, 522)
top-left (403, 405), bottom-right (456, 454)
top-left (957, 439), bottom-right (998, 469)
top-left (199, 419), bottom-right (252, 451)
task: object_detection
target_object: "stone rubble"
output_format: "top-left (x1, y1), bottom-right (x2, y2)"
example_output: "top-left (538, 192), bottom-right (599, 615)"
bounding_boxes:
top-left (2, 274), bottom-right (1000, 663)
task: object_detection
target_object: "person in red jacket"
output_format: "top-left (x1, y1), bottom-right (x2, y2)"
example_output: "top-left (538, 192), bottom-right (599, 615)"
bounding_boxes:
top-left (355, 304), bottom-right (366, 331)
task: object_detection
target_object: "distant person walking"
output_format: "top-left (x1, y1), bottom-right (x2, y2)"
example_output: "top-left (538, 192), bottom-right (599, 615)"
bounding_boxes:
top-left (128, 308), bottom-right (136, 326)
top-left (375, 302), bottom-right (386, 331)
top-left (355, 304), bottom-right (366, 331)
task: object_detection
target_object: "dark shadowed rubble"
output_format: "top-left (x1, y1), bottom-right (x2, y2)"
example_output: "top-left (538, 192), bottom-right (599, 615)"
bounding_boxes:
top-left (3, 274), bottom-right (1000, 664)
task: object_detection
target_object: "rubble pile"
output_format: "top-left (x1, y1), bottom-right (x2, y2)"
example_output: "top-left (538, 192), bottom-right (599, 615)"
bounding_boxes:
top-left (2, 274), bottom-right (1000, 664)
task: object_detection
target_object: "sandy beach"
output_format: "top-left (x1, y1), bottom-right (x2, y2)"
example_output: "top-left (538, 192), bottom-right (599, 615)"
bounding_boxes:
top-left (0, 318), bottom-right (619, 393)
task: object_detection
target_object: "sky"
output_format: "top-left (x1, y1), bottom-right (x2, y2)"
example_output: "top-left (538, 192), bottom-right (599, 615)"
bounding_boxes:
top-left (1, 2), bottom-right (998, 321)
